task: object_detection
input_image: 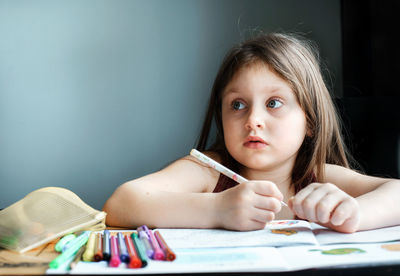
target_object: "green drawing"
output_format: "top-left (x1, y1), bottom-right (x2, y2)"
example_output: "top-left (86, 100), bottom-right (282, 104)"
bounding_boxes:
top-left (309, 248), bottom-right (366, 255)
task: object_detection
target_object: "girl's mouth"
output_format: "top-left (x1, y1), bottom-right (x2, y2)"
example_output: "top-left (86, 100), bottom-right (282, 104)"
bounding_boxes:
top-left (243, 136), bottom-right (268, 149)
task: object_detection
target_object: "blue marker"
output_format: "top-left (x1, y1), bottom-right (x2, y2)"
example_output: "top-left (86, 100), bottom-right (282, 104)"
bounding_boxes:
top-left (102, 230), bottom-right (111, 261)
top-left (117, 232), bottom-right (130, 263)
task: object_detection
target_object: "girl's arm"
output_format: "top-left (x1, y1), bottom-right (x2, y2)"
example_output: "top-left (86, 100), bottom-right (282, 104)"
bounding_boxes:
top-left (326, 164), bottom-right (400, 230)
top-left (289, 164), bottom-right (400, 233)
top-left (103, 153), bottom-right (284, 231)
top-left (103, 155), bottom-right (221, 228)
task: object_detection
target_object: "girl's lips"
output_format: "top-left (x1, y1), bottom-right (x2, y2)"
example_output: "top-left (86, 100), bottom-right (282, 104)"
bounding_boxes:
top-left (243, 136), bottom-right (268, 149)
top-left (243, 141), bottom-right (268, 149)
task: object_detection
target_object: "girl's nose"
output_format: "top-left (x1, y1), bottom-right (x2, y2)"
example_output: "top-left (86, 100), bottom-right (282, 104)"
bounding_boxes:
top-left (245, 107), bottom-right (265, 130)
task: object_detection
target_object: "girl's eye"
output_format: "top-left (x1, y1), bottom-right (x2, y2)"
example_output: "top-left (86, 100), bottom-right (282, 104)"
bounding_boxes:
top-left (232, 100), bottom-right (246, 110)
top-left (266, 99), bottom-right (283, 109)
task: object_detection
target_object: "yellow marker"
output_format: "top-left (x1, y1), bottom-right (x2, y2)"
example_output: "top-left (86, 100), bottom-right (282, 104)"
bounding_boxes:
top-left (82, 232), bottom-right (96, 262)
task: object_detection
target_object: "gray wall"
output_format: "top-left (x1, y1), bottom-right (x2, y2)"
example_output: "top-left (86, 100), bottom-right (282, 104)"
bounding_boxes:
top-left (0, 0), bottom-right (342, 210)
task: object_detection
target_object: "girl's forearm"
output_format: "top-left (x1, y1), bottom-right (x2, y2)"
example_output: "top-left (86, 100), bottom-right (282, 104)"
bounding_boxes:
top-left (357, 180), bottom-right (400, 230)
top-left (103, 184), bottom-right (219, 229)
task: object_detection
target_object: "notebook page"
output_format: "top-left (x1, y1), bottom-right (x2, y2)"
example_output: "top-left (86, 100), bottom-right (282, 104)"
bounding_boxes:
top-left (156, 220), bottom-right (317, 249)
top-left (311, 223), bottom-right (400, 245)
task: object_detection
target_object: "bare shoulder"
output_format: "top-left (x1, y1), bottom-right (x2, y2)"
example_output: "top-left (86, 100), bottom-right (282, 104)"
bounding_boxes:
top-left (169, 151), bottom-right (221, 192)
top-left (323, 164), bottom-right (388, 197)
top-left (122, 151), bottom-right (221, 193)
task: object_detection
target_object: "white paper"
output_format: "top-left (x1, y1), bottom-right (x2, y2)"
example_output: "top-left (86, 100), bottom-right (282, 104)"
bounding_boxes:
top-left (157, 220), bottom-right (318, 249)
top-left (312, 224), bottom-right (400, 245)
top-left (278, 242), bottom-right (400, 271)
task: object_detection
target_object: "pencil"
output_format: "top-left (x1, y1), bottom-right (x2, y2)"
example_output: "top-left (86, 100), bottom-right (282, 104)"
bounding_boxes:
top-left (190, 149), bottom-right (288, 206)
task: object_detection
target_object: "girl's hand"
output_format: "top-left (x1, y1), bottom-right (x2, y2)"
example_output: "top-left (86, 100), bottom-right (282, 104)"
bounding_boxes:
top-left (288, 183), bottom-right (360, 233)
top-left (215, 180), bottom-right (283, 231)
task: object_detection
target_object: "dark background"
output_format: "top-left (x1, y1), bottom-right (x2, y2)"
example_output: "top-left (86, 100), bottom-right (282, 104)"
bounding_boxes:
top-left (339, 0), bottom-right (400, 178)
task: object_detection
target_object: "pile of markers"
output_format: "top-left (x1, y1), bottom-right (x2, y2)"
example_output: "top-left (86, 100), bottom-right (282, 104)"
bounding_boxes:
top-left (49, 225), bottom-right (176, 270)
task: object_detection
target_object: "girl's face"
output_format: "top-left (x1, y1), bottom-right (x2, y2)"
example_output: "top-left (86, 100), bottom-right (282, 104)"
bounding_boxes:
top-left (221, 63), bottom-right (307, 173)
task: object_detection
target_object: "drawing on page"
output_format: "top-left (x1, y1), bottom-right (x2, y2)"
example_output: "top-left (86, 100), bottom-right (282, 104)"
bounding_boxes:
top-left (270, 229), bottom-right (298, 236)
top-left (381, 243), bottom-right (400, 251)
top-left (309, 248), bottom-right (366, 255)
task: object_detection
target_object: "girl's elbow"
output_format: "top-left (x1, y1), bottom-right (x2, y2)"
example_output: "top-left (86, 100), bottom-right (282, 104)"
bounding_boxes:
top-left (103, 196), bottom-right (121, 227)
top-left (102, 183), bottom-right (132, 227)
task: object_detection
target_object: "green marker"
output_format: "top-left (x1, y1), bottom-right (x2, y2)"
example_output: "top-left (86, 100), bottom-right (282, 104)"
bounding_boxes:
top-left (55, 233), bottom-right (76, 252)
top-left (49, 231), bottom-right (90, 269)
top-left (131, 233), bottom-right (148, 267)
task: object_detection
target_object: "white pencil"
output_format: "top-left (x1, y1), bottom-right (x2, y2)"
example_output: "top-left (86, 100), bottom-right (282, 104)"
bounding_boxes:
top-left (190, 149), bottom-right (287, 207)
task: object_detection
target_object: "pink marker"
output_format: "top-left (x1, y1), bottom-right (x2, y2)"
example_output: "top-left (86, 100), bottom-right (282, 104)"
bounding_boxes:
top-left (144, 227), bottom-right (165, 260)
top-left (109, 235), bottom-right (121, 267)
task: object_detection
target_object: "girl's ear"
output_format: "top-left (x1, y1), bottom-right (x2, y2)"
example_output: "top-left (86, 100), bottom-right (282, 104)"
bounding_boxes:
top-left (306, 128), bottom-right (313, 138)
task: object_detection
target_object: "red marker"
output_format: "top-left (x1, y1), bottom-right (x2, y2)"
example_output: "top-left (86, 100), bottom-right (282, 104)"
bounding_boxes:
top-left (109, 235), bottom-right (121, 267)
top-left (125, 235), bottom-right (142, 268)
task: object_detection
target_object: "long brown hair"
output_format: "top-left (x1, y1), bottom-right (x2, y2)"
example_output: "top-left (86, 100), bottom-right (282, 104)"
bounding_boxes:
top-left (196, 32), bottom-right (351, 192)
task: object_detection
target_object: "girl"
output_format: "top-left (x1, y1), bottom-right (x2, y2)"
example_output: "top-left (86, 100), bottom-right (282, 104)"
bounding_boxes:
top-left (103, 32), bottom-right (400, 233)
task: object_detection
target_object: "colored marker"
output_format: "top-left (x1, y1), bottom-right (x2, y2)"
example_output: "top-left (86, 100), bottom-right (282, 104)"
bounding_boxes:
top-left (55, 233), bottom-right (76, 252)
top-left (109, 235), bottom-right (121, 267)
top-left (102, 230), bottom-right (111, 261)
top-left (93, 233), bottom-right (103, 261)
top-left (190, 149), bottom-right (288, 206)
top-left (125, 235), bottom-right (142, 268)
top-left (49, 231), bottom-right (90, 269)
top-left (62, 232), bottom-right (84, 252)
top-left (82, 232), bottom-right (96, 262)
top-left (131, 232), bottom-right (148, 267)
top-left (69, 245), bottom-right (85, 270)
top-left (137, 226), bottom-right (154, 258)
top-left (144, 226), bottom-right (165, 260)
top-left (117, 232), bottom-right (130, 263)
top-left (154, 231), bottom-right (176, 261)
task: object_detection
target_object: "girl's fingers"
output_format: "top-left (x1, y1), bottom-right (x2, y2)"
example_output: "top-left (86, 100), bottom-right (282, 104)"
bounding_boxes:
top-left (299, 186), bottom-right (333, 222)
top-left (250, 181), bottom-right (284, 202)
top-left (290, 183), bottom-right (320, 219)
top-left (316, 191), bottom-right (346, 223)
top-left (254, 195), bottom-right (281, 213)
top-left (251, 207), bottom-right (275, 224)
top-left (331, 198), bottom-right (358, 226)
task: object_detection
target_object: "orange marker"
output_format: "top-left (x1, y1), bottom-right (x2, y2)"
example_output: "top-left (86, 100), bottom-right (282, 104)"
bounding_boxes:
top-left (94, 233), bottom-right (103, 261)
top-left (125, 235), bottom-right (142, 268)
top-left (154, 231), bottom-right (176, 261)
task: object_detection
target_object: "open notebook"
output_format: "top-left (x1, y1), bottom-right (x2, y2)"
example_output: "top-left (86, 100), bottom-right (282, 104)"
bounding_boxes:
top-left (0, 187), bottom-right (106, 253)
top-left (46, 221), bottom-right (400, 274)
top-left (156, 220), bottom-right (400, 248)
